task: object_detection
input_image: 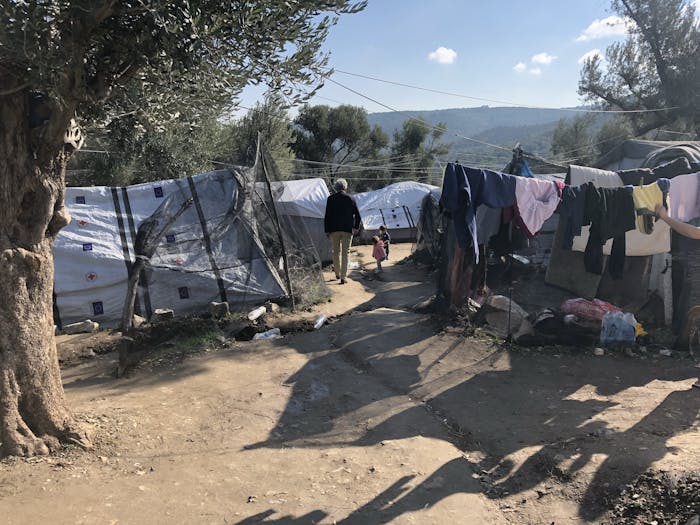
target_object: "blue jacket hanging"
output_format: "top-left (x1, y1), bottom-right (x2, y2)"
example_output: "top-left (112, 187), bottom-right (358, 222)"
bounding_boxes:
top-left (519, 158), bottom-right (534, 178)
top-left (440, 163), bottom-right (517, 263)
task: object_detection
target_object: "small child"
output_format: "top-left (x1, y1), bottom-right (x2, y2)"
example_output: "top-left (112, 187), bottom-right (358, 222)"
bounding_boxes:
top-left (378, 225), bottom-right (391, 260)
top-left (372, 235), bottom-right (386, 272)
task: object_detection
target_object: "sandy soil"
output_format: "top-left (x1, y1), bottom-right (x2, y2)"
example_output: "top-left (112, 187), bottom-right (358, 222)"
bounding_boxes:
top-left (1, 243), bottom-right (698, 524)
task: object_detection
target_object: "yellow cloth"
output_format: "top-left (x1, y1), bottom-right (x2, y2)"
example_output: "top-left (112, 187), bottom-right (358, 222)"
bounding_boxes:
top-left (632, 183), bottom-right (664, 234)
top-left (635, 322), bottom-right (647, 337)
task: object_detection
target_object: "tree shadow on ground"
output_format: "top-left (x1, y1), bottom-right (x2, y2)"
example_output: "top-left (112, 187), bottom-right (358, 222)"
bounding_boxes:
top-left (237, 459), bottom-right (478, 524)
top-left (241, 270), bottom-right (699, 523)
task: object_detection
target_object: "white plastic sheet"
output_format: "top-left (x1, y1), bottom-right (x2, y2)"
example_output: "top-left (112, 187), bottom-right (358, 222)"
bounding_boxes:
top-left (54, 170), bottom-right (288, 327)
top-left (354, 181), bottom-right (438, 230)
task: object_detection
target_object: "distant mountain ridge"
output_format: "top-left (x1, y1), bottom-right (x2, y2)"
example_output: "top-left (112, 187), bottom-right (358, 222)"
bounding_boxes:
top-left (367, 105), bottom-right (596, 170)
top-left (367, 105), bottom-right (578, 140)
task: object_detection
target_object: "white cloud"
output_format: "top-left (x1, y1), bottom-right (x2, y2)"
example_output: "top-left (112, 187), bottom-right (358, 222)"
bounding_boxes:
top-left (428, 46), bottom-right (457, 64)
top-left (531, 52), bottom-right (557, 65)
top-left (514, 62), bottom-right (542, 75)
top-left (576, 15), bottom-right (631, 41)
top-left (578, 48), bottom-right (603, 65)
top-left (695, 0), bottom-right (700, 17)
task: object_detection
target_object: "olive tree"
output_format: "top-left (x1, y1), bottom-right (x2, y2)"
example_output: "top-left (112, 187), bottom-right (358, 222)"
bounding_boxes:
top-left (0, 0), bottom-right (364, 457)
top-left (579, 0), bottom-right (700, 136)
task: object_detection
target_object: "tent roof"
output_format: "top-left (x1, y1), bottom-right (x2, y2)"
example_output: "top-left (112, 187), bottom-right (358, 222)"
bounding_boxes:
top-left (271, 178), bottom-right (329, 219)
top-left (354, 181), bottom-right (439, 211)
top-left (594, 139), bottom-right (700, 171)
top-left (353, 181), bottom-right (439, 231)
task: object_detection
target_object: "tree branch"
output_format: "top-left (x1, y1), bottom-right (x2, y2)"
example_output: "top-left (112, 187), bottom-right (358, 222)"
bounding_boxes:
top-left (582, 84), bottom-right (635, 112)
top-left (0, 82), bottom-right (29, 97)
top-left (632, 116), bottom-right (667, 137)
top-left (336, 144), bottom-right (358, 167)
top-left (619, 0), bottom-right (671, 97)
top-left (92, 0), bottom-right (119, 25)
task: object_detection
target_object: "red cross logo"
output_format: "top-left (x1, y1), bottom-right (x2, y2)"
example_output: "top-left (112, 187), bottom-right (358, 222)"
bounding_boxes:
top-left (85, 271), bottom-right (98, 282)
top-left (78, 219), bottom-right (88, 227)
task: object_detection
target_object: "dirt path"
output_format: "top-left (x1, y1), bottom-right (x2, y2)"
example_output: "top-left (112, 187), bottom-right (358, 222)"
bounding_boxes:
top-left (1, 243), bottom-right (698, 524)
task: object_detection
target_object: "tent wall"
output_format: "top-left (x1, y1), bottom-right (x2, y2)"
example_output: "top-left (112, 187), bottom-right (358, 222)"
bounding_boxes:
top-left (594, 139), bottom-right (700, 171)
top-left (271, 178), bottom-right (332, 262)
top-left (54, 169), bottom-right (288, 327)
top-left (354, 181), bottom-right (437, 242)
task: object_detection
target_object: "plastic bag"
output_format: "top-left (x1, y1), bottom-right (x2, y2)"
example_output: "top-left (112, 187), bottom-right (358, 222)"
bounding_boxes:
top-left (561, 298), bottom-right (622, 322)
top-left (253, 328), bottom-right (282, 340)
top-left (600, 311), bottom-right (636, 345)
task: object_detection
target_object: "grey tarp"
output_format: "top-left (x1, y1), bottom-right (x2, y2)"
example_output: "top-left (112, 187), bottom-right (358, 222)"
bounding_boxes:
top-left (594, 139), bottom-right (700, 171)
top-left (54, 155), bottom-right (328, 327)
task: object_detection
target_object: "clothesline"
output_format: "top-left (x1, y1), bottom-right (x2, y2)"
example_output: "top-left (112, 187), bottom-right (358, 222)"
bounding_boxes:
top-left (439, 161), bottom-right (700, 280)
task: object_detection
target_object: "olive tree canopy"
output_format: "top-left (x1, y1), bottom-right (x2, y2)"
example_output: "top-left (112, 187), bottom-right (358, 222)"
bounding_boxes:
top-left (0, 0), bottom-right (364, 458)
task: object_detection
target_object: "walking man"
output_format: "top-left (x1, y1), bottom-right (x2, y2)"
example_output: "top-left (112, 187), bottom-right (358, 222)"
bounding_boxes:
top-left (324, 178), bottom-right (361, 284)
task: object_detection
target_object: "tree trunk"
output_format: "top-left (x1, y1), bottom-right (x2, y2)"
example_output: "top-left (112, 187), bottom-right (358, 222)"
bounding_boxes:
top-left (0, 88), bottom-right (90, 457)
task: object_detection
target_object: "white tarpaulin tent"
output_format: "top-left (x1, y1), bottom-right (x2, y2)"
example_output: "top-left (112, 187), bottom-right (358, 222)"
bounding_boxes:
top-left (272, 178), bottom-right (332, 262)
top-left (354, 181), bottom-right (439, 241)
top-left (272, 178), bottom-right (328, 218)
top-left (54, 169), bottom-right (329, 327)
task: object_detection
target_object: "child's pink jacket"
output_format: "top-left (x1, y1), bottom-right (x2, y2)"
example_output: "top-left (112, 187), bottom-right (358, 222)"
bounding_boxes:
top-left (372, 242), bottom-right (386, 261)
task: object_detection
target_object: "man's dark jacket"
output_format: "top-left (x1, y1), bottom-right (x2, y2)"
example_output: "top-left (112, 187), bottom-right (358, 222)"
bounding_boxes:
top-left (324, 191), bottom-right (361, 233)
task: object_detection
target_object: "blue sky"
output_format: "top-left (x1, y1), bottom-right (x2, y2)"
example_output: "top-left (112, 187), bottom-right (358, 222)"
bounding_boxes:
top-left (239, 0), bottom-right (657, 114)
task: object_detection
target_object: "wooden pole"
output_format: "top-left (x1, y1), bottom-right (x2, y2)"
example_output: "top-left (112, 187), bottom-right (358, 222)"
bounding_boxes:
top-left (257, 135), bottom-right (296, 312)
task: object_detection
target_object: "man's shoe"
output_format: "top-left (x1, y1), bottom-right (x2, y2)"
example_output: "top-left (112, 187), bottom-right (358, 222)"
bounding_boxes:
top-left (340, 279), bottom-right (346, 284)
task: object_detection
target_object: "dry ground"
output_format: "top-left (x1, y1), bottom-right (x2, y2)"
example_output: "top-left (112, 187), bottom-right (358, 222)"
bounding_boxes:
top-left (1, 243), bottom-right (698, 524)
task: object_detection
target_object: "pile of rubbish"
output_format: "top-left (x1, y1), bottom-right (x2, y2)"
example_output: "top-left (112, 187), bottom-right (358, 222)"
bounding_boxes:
top-left (471, 294), bottom-right (658, 352)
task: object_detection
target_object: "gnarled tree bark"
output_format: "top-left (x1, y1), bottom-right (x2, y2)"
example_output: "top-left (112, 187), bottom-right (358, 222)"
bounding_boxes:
top-left (0, 84), bottom-right (90, 457)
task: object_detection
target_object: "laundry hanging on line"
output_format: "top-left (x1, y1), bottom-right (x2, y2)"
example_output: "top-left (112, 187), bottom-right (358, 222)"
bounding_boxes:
top-left (567, 164), bottom-right (673, 258)
top-left (439, 163), bottom-right (516, 264)
top-left (581, 182), bottom-right (636, 278)
top-left (439, 162), bottom-right (697, 280)
top-left (631, 179), bottom-right (670, 234)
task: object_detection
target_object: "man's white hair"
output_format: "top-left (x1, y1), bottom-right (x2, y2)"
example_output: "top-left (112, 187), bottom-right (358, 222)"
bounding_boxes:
top-left (334, 178), bottom-right (348, 191)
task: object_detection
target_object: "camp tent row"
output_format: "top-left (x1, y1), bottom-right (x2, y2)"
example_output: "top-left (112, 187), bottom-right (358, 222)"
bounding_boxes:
top-left (417, 139), bottom-right (700, 342)
top-left (54, 138), bottom-right (700, 341)
top-left (53, 172), bottom-right (436, 327)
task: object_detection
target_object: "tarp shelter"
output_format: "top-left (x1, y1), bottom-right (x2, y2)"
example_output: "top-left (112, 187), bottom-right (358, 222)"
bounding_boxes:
top-left (270, 178), bottom-right (332, 262)
top-left (354, 181), bottom-right (438, 241)
top-left (54, 157), bottom-right (327, 327)
top-left (546, 140), bottom-right (700, 330)
top-left (594, 139), bottom-right (700, 171)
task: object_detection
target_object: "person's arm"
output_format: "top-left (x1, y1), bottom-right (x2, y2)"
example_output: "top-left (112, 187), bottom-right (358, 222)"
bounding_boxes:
top-left (351, 197), bottom-right (361, 234)
top-left (656, 204), bottom-right (700, 240)
top-left (324, 196), bottom-right (332, 236)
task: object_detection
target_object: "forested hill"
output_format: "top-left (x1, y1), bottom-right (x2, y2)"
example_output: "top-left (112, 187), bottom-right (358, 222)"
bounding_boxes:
top-left (367, 105), bottom-right (585, 169)
top-left (367, 106), bottom-right (576, 139)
